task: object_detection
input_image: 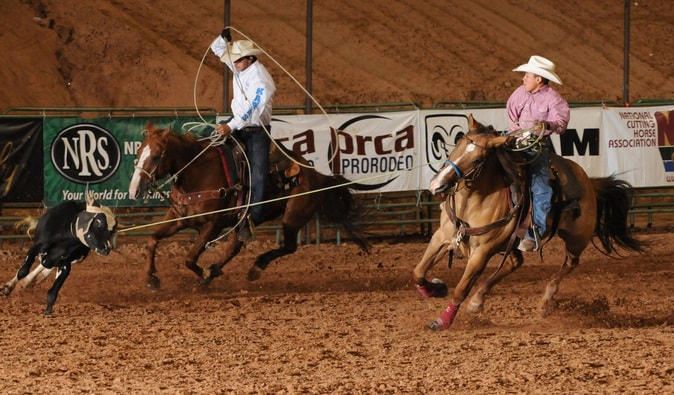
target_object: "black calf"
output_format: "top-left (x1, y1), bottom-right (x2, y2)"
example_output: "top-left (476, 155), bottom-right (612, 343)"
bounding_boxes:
top-left (1, 194), bottom-right (117, 316)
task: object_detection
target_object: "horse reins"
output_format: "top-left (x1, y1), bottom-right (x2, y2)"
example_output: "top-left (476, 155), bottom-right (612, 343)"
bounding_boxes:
top-left (442, 137), bottom-right (531, 278)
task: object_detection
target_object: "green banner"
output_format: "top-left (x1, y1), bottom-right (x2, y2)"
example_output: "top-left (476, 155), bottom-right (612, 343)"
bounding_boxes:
top-left (43, 116), bottom-right (215, 207)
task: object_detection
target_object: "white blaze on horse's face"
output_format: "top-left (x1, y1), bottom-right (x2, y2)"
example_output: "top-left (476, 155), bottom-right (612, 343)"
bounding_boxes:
top-left (429, 142), bottom-right (476, 194)
top-left (129, 145), bottom-right (151, 200)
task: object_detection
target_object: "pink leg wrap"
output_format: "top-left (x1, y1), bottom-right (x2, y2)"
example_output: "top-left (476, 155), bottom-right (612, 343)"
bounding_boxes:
top-left (415, 284), bottom-right (433, 298)
top-left (429, 303), bottom-right (459, 331)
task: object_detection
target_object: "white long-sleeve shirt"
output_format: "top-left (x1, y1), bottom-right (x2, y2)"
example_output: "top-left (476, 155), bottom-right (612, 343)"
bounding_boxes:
top-left (224, 60), bottom-right (276, 131)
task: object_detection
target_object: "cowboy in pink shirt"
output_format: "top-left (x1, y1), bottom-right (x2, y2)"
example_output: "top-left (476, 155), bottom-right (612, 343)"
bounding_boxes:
top-left (506, 56), bottom-right (570, 252)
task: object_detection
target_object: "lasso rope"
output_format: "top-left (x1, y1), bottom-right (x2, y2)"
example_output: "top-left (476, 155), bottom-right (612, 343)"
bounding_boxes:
top-left (118, 158), bottom-right (447, 235)
top-left (191, 25), bottom-right (340, 169)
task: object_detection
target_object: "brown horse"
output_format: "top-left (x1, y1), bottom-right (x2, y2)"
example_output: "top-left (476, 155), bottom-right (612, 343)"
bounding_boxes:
top-left (128, 124), bottom-right (370, 289)
top-left (413, 115), bottom-right (644, 330)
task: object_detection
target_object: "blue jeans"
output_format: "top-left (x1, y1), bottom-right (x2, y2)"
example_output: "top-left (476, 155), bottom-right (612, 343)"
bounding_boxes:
top-left (524, 148), bottom-right (551, 239)
top-left (232, 126), bottom-right (270, 225)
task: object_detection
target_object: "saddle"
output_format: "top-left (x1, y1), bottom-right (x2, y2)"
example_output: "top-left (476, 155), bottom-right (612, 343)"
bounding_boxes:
top-left (548, 152), bottom-right (582, 218)
top-left (171, 140), bottom-right (246, 206)
top-left (268, 142), bottom-right (303, 192)
top-left (503, 150), bottom-right (582, 241)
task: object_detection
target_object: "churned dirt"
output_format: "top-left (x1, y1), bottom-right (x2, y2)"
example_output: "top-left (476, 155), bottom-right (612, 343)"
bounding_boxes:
top-left (0, 230), bottom-right (672, 393)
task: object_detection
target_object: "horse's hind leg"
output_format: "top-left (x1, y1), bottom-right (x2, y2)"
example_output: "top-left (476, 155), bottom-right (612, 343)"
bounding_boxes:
top-left (248, 224), bottom-right (299, 281)
top-left (541, 252), bottom-right (579, 316)
top-left (466, 249), bottom-right (524, 314)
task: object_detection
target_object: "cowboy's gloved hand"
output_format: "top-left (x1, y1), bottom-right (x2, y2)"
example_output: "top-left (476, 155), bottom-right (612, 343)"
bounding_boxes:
top-left (515, 131), bottom-right (533, 148)
top-left (504, 135), bottom-right (517, 148)
top-left (220, 28), bottom-right (232, 42)
top-left (210, 36), bottom-right (227, 57)
top-left (215, 123), bottom-right (232, 136)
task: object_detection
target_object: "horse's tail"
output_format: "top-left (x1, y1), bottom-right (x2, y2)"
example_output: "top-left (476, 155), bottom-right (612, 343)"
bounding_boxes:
top-left (592, 175), bottom-right (645, 254)
top-left (14, 216), bottom-right (39, 239)
top-left (319, 175), bottom-right (371, 253)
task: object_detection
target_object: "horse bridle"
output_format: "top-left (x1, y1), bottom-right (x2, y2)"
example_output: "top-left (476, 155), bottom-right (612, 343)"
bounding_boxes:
top-left (442, 135), bottom-right (488, 187)
top-left (133, 147), bottom-right (166, 197)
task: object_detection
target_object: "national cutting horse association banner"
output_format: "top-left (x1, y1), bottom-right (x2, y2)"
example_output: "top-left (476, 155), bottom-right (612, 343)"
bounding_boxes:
top-left (42, 116), bottom-right (214, 207)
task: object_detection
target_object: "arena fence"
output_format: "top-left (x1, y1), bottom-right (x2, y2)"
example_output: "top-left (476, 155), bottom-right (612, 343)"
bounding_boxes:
top-left (2, 187), bottom-right (673, 248)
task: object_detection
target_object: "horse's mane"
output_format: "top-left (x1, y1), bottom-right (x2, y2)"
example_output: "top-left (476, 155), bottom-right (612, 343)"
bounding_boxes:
top-left (146, 124), bottom-right (201, 146)
top-left (474, 123), bottom-right (525, 187)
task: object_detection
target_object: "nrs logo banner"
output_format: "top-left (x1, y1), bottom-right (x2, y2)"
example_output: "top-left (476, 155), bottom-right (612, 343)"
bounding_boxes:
top-left (42, 116), bottom-right (214, 207)
top-left (50, 123), bottom-right (121, 183)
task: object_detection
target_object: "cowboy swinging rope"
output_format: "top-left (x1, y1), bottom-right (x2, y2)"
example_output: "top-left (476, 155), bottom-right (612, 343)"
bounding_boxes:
top-left (189, 25), bottom-right (341, 169)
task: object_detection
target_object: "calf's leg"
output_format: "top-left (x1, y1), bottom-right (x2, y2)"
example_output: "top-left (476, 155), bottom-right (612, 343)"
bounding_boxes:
top-left (44, 264), bottom-right (71, 317)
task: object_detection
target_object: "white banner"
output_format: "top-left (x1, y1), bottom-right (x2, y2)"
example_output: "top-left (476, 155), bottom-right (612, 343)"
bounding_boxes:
top-left (602, 106), bottom-right (674, 187)
top-left (270, 111), bottom-right (420, 192)
top-left (217, 104), bottom-right (674, 192)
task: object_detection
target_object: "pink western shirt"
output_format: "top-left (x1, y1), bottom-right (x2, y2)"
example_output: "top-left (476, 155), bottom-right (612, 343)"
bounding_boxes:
top-left (506, 85), bottom-right (570, 135)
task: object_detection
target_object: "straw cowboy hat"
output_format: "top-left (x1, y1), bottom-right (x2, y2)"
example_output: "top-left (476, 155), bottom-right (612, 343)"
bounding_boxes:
top-left (513, 55), bottom-right (563, 85)
top-left (220, 40), bottom-right (263, 63)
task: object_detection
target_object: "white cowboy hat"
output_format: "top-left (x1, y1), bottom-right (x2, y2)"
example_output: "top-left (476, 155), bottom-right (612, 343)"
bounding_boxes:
top-left (219, 40), bottom-right (263, 63)
top-left (513, 55), bottom-right (563, 85)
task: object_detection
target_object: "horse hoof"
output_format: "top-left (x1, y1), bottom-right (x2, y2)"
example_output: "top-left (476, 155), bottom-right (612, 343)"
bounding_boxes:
top-left (147, 276), bottom-right (160, 290)
top-left (0, 285), bottom-right (12, 297)
top-left (540, 298), bottom-right (556, 317)
top-left (427, 319), bottom-right (449, 331)
top-left (430, 278), bottom-right (448, 298)
top-left (207, 265), bottom-right (223, 279)
top-left (465, 300), bottom-right (483, 314)
top-left (247, 265), bottom-right (263, 281)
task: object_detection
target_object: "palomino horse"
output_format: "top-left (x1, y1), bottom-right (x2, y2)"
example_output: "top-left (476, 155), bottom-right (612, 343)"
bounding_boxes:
top-left (414, 115), bottom-right (644, 330)
top-left (128, 124), bottom-right (370, 289)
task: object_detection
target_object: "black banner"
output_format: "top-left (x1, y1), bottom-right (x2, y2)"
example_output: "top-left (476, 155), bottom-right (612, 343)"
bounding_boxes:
top-left (0, 119), bottom-right (44, 202)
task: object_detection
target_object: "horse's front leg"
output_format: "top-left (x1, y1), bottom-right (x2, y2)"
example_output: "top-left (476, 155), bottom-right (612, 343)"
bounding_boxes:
top-left (413, 207), bottom-right (455, 298)
top-left (202, 235), bottom-right (242, 286)
top-left (466, 249), bottom-right (524, 314)
top-left (428, 247), bottom-right (491, 331)
top-left (145, 211), bottom-right (185, 290)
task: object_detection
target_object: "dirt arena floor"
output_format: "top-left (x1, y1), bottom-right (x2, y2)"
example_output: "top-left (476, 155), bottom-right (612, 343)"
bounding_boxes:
top-left (0, 227), bottom-right (672, 393)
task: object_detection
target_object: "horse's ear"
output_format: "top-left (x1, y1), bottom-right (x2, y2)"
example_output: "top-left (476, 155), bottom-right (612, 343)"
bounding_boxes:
top-left (161, 127), bottom-right (171, 139)
top-left (487, 135), bottom-right (514, 149)
top-left (467, 114), bottom-right (483, 132)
